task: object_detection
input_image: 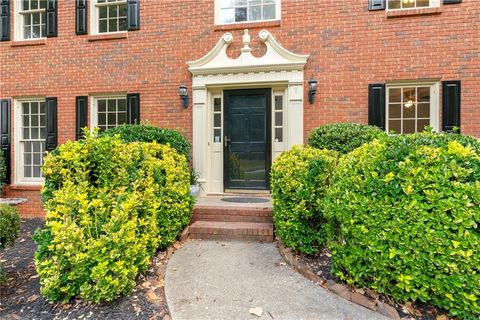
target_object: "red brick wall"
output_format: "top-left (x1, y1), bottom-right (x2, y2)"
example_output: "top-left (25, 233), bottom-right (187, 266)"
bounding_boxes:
top-left (1, 0), bottom-right (479, 217)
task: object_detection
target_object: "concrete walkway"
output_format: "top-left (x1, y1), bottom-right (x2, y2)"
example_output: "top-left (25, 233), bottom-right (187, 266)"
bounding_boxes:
top-left (165, 241), bottom-right (386, 320)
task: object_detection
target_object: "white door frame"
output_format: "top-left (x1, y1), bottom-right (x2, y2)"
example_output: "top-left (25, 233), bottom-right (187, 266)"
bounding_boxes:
top-left (188, 30), bottom-right (309, 195)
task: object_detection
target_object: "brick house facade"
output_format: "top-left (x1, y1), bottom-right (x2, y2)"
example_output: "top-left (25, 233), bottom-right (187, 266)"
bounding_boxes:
top-left (0, 0), bottom-right (478, 217)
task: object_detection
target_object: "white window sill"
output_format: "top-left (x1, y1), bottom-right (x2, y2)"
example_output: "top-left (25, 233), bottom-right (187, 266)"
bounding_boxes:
top-left (11, 38), bottom-right (47, 47)
top-left (214, 20), bottom-right (281, 31)
top-left (386, 6), bottom-right (442, 18)
top-left (87, 32), bottom-right (128, 42)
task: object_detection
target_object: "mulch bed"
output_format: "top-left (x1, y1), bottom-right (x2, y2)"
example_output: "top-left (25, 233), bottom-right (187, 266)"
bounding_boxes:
top-left (295, 248), bottom-right (453, 320)
top-left (0, 219), bottom-right (173, 320)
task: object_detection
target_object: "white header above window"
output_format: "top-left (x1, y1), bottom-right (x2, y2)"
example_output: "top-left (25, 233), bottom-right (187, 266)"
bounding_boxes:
top-left (215, 0), bottom-right (281, 25)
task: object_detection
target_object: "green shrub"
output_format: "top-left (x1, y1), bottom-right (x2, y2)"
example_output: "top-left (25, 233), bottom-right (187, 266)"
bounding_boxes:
top-left (271, 145), bottom-right (338, 254)
top-left (0, 205), bottom-right (20, 250)
top-left (101, 124), bottom-right (190, 161)
top-left (308, 123), bottom-right (388, 154)
top-left (325, 132), bottom-right (480, 318)
top-left (0, 153), bottom-right (6, 195)
top-left (35, 132), bottom-right (194, 303)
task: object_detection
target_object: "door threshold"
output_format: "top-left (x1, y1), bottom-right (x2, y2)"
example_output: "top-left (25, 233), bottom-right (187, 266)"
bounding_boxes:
top-left (224, 189), bottom-right (271, 195)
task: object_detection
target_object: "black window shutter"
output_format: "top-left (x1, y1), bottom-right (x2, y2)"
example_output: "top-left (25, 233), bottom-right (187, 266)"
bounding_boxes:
top-left (0, 99), bottom-right (11, 184)
top-left (76, 0), bottom-right (87, 35)
top-left (368, 0), bottom-right (386, 11)
top-left (46, 0), bottom-right (57, 37)
top-left (0, 0), bottom-right (10, 41)
top-left (76, 96), bottom-right (88, 140)
top-left (442, 81), bottom-right (461, 133)
top-left (443, 0), bottom-right (462, 4)
top-left (45, 97), bottom-right (58, 151)
top-left (127, 93), bottom-right (140, 124)
top-left (127, 0), bottom-right (140, 30)
top-left (368, 83), bottom-right (386, 131)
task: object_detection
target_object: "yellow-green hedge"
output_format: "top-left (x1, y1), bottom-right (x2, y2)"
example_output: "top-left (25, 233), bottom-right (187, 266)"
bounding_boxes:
top-left (34, 132), bottom-right (194, 303)
top-left (271, 145), bottom-right (338, 254)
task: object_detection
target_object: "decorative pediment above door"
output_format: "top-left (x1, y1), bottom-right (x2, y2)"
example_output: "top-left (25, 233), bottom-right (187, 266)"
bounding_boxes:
top-left (188, 30), bottom-right (309, 76)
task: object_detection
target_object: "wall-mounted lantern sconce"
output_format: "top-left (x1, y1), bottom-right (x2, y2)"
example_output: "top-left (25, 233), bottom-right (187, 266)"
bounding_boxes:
top-left (178, 83), bottom-right (189, 108)
top-left (308, 77), bottom-right (318, 104)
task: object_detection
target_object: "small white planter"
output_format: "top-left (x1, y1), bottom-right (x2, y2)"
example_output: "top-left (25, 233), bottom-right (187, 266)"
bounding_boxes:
top-left (189, 184), bottom-right (201, 197)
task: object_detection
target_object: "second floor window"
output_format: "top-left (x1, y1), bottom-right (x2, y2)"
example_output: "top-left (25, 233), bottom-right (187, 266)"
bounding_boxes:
top-left (218, 0), bottom-right (279, 24)
top-left (387, 0), bottom-right (440, 10)
top-left (20, 0), bottom-right (47, 39)
top-left (95, 0), bottom-right (128, 33)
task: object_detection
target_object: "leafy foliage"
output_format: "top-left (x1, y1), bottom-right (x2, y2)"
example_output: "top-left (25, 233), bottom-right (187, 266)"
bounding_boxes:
top-left (101, 124), bottom-right (190, 161)
top-left (0, 204), bottom-right (20, 250)
top-left (271, 145), bottom-right (337, 254)
top-left (0, 152), bottom-right (6, 195)
top-left (308, 123), bottom-right (387, 154)
top-left (35, 132), bottom-right (194, 303)
top-left (324, 132), bottom-right (480, 318)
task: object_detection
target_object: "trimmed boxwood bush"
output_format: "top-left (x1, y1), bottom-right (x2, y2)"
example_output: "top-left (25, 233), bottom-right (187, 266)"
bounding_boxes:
top-left (34, 132), bottom-right (194, 303)
top-left (308, 123), bottom-right (387, 154)
top-left (101, 124), bottom-right (190, 161)
top-left (0, 205), bottom-right (20, 250)
top-left (325, 132), bottom-right (480, 318)
top-left (271, 145), bottom-right (337, 254)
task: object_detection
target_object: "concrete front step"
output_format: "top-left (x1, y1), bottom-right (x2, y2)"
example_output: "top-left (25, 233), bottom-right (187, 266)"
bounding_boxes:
top-left (189, 221), bottom-right (274, 242)
top-left (192, 206), bottom-right (273, 223)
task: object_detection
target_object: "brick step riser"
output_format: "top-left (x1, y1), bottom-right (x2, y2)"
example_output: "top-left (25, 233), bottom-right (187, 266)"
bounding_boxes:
top-left (192, 214), bottom-right (273, 223)
top-left (189, 227), bottom-right (274, 237)
top-left (189, 233), bottom-right (274, 242)
top-left (193, 208), bottom-right (273, 218)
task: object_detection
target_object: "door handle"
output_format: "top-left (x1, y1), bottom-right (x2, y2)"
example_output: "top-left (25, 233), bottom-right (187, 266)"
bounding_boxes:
top-left (224, 136), bottom-right (231, 148)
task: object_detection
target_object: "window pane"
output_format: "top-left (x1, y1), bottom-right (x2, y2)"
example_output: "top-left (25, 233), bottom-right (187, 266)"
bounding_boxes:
top-left (117, 112), bottom-right (127, 125)
top-left (403, 0), bottom-right (415, 8)
top-left (117, 98), bottom-right (127, 111)
top-left (24, 166), bottom-right (31, 178)
top-left (31, 0), bottom-right (38, 10)
top-left (417, 103), bottom-right (430, 118)
top-left (214, 129), bottom-right (222, 143)
top-left (98, 99), bottom-right (106, 112)
top-left (214, 98), bottom-right (222, 112)
top-left (214, 114), bottom-right (221, 128)
top-left (99, 6), bottom-right (108, 19)
top-left (274, 128), bottom-right (283, 142)
top-left (403, 87), bottom-right (416, 103)
top-left (417, 119), bottom-right (430, 132)
top-left (235, 0), bottom-right (247, 6)
top-left (119, 18), bottom-right (127, 31)
top-left (275, 112), bottom-right (282, 126)
top-left (40, 127), bottom-right (46, 139)
top-left (235, 7), bottom-right (247, 22)
top-left (32, 12), bottom-right (40, 24)
top-left (33, 166), bottom-right (41, 178)
top-left (40, 115), bottom-right (45, 127)
top-left (23, 0), bottom-right (29, 10)
top-left (23, 116), bottom-right (30, 127)
top-left (23, 128), bottom-right (30, 139)
top-left (417, 0), bottom-right (430, 7)
top-left (32, 25), bottom-right (41, 38)
top-left (248, 5), bottom-right (261, 21)
top-left (417, 87), bottom-right (430, 102)
top-left (31, 128), bottom-right (39, 139)
top-left (275, 96), bottom-right (283, 110)
top-left (24, 26), bottom-right (32, 39)
top-left (108, 113), bottom-right (116, 125)
top-left (221, 0), bottom-right (235, 8)
top-left (107, 99), bottom-right (116, 112)
top-left (221, 8), bottom-right (235, 23)
top-left (403, 104), bottom-right (415, 119)
top-left (98, 113), bottom-right (106, 125)
top-left (389, 120), bottom-right (401, 134)
top-left (389, 103), bottom-right (401, 119)
top-left (24, 152), bottom-right (31, 165)
top-left (389, 88), bottom-right (401, 103)
top-left (108, 19), bottom-right (118, 32)
top-left (403, 120), bottom-right (416, 134)
top-left (108, 5), bottom-right (118, 18)
top-left (40, 0), bottom-right (47, 9)
top-left (99, 20), bottom-right (108, 33)
top-left (31, 114), bottom-right (39, 126)
top-left (263, 4), bottom-right (276, 20)
top-left (388, 0), bottom-right (401, 9)
top-left (119, 4), bottom-right (127, 17)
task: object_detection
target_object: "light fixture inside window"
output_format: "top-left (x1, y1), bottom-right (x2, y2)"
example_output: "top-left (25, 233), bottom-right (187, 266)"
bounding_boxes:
top-left (404, 99), bottom-right (414, 108)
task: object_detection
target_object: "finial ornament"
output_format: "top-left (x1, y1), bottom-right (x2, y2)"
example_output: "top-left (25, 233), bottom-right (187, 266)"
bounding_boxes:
top-left (241, 29), bottom-right (252, 53)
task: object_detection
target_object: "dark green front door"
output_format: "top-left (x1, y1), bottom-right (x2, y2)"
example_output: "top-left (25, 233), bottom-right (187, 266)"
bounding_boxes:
top-left (224, 89), bottom-right (271, 190)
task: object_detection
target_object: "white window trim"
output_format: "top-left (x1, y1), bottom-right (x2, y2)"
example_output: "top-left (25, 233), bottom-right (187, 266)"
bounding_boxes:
top-left (386, 0), bottom-right (441, 11)
top-left (13, 0), bottom-right (47, 41)
top-left (214, 0), bottom-right (281, 25)
top-left (14, 97), bottom-right (46, 185)
top-left (385, 81), bottom-right (440, 134)
top-left (89, 94), bottom-right (127, 131)
top-left (90, 0), bottom-right (128, 35)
